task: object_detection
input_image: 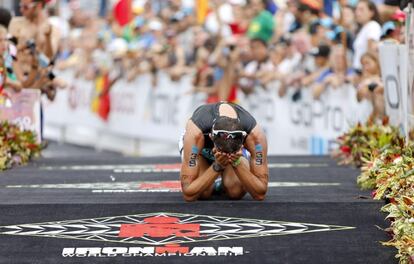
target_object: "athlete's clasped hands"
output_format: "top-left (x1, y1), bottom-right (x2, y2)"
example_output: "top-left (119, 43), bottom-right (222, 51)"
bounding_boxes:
top-left (212, 148), bottom-right (243, 167)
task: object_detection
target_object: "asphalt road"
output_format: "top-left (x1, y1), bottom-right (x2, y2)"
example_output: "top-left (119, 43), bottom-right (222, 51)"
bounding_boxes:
top-left (0, 142), bottom-right (396, 264)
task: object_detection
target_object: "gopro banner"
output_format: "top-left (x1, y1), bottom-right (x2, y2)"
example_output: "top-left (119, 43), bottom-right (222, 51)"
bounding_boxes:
top-left (240, 83), bottom-right (364, 155)
top-left (407, 6), bottom-right (414, 141)
top-left (379, 43), bottom-right (404, 128)
top-left (44, 70), bottom-right (369, 155)
top-left (0, 89), bottom-right (41, 143)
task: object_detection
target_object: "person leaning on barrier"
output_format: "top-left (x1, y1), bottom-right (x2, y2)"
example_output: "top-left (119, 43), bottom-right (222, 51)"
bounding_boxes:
top-left (312, 45), bottom-right (353, 100)
top-left (179, 102), bottom-right (269, 201)
top-left (9, 0), bottom-right (60, 61)
top-left (355, 52), bottom-right (385, 121)
top-left (8, 0), bottom-right (64, 100)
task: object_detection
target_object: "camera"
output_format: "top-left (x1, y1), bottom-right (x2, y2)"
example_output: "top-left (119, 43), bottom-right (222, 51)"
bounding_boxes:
top-left (25, 39), bottom-right (36, 55)
top-left (37, 52), bottom-right (51, 68)
top-left (368, 82), bottom-right (378, 92)
top-left (47, 71), bottom-right (55, 81)
top-left (384, 0), bottom-right (414, 9)
top-left (8, 36), bottom-right (18, 46)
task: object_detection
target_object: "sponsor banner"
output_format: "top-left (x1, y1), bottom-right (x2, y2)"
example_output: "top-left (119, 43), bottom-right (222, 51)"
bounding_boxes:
top-left (399, 45), bottom-right (409, 142)
top-left (379, 43), bottom-right (404, 128)
top-left (44, 70), bottom-right (368, 155)
top-left (407, 6), bottom-right (414, 140)
top-left (240, 84), bottom-right (362, 155)
top-left (0, 89), bottom-right (41, 142)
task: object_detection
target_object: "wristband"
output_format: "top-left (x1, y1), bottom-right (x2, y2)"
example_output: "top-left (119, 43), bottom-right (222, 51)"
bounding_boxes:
top-left (232, 157), bottom-right (242, 167)
top-left (212, 162), bottom-right (225, 172)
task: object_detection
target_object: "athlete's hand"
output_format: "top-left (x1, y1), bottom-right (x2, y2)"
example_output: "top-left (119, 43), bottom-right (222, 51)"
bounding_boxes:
top-left (228, 148), bottom-right (243, 164)
top-left (213, 148), bottom-right (229, 167)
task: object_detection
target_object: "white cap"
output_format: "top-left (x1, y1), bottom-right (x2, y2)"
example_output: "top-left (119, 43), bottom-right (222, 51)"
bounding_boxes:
top-left (107, 38), bottom-right (128, 58)
top-left (228, 0), bottom-right (246, 5)
top-left (148, 20), bottom-right (163, 31)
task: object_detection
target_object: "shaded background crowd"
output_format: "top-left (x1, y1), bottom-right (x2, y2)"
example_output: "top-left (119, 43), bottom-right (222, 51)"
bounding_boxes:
top-left (0, 0), bottom-right (410, 125)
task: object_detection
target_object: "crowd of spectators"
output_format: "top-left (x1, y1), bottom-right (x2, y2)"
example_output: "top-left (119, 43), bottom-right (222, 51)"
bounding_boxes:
top-left (0, 0), bottom-right (410, 123)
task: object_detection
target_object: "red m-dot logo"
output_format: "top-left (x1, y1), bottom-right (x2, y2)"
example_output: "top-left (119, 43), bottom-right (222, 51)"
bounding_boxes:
top-left (118, 216), bottom-right (200, 238)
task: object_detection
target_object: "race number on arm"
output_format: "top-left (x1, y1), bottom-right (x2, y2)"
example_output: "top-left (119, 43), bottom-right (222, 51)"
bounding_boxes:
top-left (233, 125), bottom-right (269, 200)
top-left (180, 121), bottom-right (220, 201)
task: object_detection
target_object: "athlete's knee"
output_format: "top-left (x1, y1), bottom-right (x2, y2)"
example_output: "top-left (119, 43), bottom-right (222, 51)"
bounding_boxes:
top-left (199, 190), bottom-right (213, 200)
top-left (183, 194), bottom-right (197, 202)
top-left (226, 188), bottom-right (246, 200)
top-left (252, 194), bottom-right (265, 201)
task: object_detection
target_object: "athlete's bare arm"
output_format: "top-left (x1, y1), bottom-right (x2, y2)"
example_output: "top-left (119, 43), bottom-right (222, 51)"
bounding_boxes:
top-left (231, 125), bottom-right (269, 200)
top-left (180, 120), bottom-right (223, 202)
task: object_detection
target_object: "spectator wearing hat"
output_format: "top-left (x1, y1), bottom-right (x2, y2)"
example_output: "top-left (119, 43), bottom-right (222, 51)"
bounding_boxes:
top-left (301, 44), bottom-right (331, 88)
top-left (308, 17), bottom-right (335, 47)
top-left (288, 0), bottom-right (321, 33)
top-left (312, 44), bottom-right (354, 99)
top-left (381, 21), bottom-right (399, 42)
top-left (380, 9), bottom-right (405, 43)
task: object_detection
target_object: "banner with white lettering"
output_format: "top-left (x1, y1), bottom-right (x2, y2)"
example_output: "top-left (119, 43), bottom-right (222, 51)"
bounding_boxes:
top-left (0, 89), bottom-right (41, 142)
top-left (43, 70), bottom-right (369, 155)
top-left (407, 6), bottom-right (414, 141)
top-left (379, 43), bottom-right (404, 128)
top-left (238, 82), bottom-right (360, 155)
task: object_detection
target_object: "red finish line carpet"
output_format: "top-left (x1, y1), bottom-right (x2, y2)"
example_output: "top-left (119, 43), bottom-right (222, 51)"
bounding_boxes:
top-left (0, 143), bottom-right (396, 263)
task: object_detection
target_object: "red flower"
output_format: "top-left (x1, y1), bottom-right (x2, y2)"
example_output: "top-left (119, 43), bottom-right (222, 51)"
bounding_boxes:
top-left (27, 144), bottom-right (39, 151)
top-left (382, 116), bottom-right (389, 126)
top-left (340, 145), bottom-right (351, 154)
top-left (389, 198), bottom-right (397, 205)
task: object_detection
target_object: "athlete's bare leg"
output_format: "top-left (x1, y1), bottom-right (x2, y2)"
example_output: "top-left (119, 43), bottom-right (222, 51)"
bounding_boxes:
top-left (222, 157), bottom-right (248, 200)
top-left (197, 156), bottom-right (215, 200)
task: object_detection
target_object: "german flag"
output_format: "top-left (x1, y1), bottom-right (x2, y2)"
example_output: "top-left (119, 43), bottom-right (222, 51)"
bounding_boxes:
top-left (91, 73), bottom-right (111, 121)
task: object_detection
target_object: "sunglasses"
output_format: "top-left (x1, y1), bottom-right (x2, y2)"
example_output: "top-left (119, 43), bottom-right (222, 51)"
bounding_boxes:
top-left (212, 129), bottom-right (247, 140)
top-left (19, 2), bottom-right (37, 10)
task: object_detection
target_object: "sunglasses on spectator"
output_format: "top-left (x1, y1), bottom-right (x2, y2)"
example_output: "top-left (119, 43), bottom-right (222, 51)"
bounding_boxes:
top-left (212, 129), bottom-right (247, 140)
top-left (19, 2), bottom-right (37, 10)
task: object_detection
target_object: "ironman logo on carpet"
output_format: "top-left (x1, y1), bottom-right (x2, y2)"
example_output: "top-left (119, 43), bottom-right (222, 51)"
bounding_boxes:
top-left (0, 212), bottom-right (355, 258)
